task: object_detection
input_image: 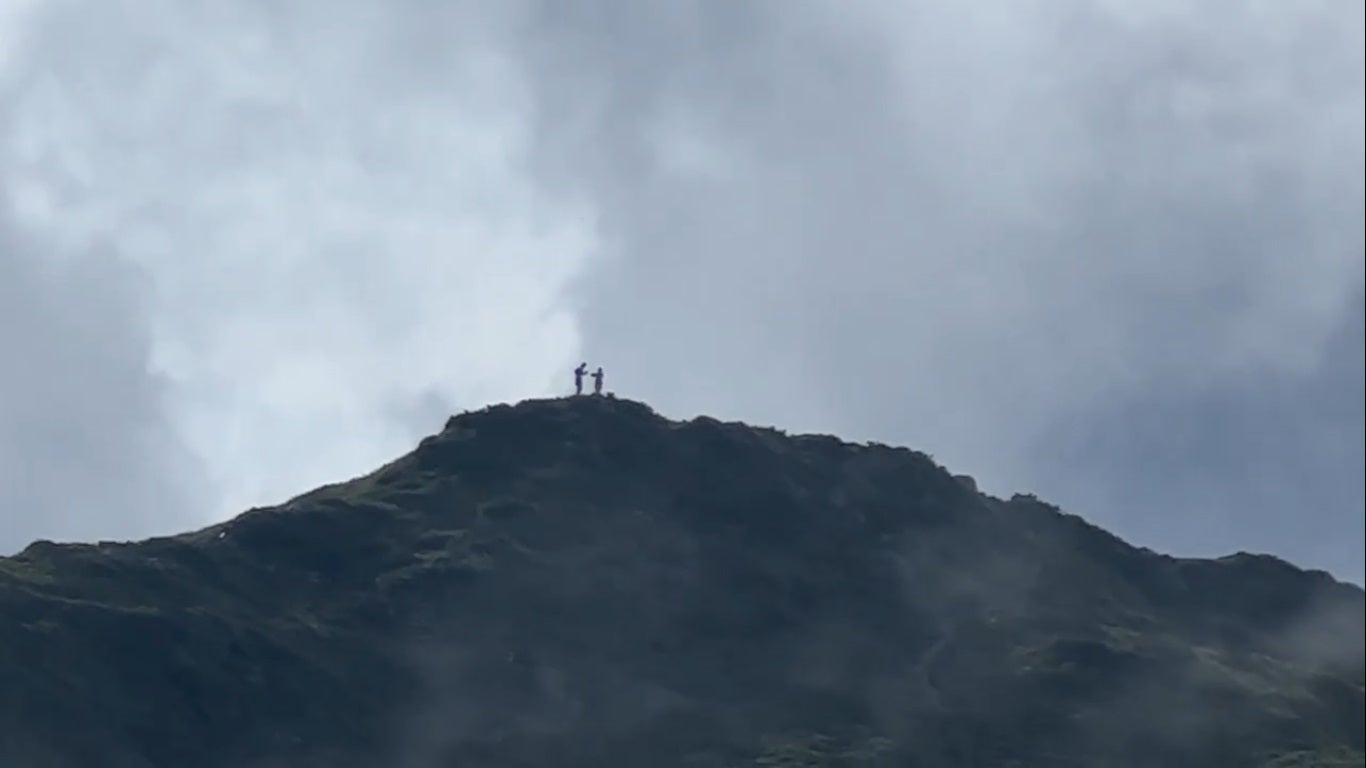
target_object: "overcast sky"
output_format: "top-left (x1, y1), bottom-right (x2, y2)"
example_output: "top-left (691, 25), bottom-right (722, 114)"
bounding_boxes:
top-left (0, 0), bottom-right (1361, 583)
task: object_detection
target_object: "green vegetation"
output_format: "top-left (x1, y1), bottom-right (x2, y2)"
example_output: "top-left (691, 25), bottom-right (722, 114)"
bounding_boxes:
top-left (1, 396), bottom-right (1361, 767)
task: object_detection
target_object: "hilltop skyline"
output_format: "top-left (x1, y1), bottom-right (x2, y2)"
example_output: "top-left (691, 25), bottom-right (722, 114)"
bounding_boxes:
top-left (1, 1), bottom-right (1361, 582)
top-left (2, 393), bottom-right (1360, 766)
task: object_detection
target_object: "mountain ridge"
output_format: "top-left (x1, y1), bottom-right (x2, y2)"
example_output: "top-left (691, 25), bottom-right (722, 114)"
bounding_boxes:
top-left (1, 395), bottom-right (1362, 767)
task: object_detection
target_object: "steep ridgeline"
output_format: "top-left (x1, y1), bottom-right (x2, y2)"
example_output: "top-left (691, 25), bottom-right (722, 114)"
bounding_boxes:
top-left (0, 397), bottom-right (1361, 767)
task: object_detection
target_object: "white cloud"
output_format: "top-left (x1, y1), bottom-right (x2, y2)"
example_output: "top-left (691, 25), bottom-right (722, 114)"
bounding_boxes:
top-left (0, 1), bottom-right (594, 532)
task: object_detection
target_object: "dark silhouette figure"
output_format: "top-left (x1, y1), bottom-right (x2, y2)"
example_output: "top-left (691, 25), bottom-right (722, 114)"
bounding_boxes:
top-left (591, 367), bottom-right (604, 395)
top-left (574, 362), bottom-right (588, 395)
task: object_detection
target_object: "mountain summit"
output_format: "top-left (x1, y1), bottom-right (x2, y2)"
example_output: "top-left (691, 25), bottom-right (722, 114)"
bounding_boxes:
top-left (1, 396), bottom-right (1362, 767)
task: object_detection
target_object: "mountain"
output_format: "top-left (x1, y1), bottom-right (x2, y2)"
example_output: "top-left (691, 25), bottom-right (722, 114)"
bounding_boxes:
top-left (1, 396), bottom-right (1361, 767)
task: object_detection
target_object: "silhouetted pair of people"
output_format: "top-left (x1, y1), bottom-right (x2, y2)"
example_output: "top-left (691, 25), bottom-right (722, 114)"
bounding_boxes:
top-left (573, 362), bottom-right (604, 396)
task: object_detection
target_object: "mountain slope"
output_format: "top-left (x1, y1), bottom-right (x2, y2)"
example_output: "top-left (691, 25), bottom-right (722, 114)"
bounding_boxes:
top-left (1, 396), bottom-right (1361, 767)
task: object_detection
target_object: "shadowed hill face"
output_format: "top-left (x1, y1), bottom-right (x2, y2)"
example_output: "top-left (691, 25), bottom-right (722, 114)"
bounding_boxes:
top-left (1, 397), bottom-right (1362, 768)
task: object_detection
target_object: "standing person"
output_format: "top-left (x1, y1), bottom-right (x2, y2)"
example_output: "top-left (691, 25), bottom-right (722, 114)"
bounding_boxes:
top-left (591, 366), bottom-right (604, 395)
top-left (574, 362), bottom-right (588, 395)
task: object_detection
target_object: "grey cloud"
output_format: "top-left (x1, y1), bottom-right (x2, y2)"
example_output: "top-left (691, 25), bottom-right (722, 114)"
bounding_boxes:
top-left (0, 0), bottom-right (1358, 583)
top-left (507, 1), bottom-right (1364, 579)
top-left (0, 200), bottom-right (206, 551)
top-left (0, 0), bottom-right (583, 519)
top-left (1046, 291), bottom-right (1364, 582)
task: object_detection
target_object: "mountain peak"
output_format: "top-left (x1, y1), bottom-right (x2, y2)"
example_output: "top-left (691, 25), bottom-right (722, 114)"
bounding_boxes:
top-left (443, 393), bottom-right (666, 431)
top-left (2, 399), bottom-right (1361, 767)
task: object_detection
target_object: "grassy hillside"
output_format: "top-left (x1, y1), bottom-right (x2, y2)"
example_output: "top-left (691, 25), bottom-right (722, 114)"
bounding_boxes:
top-left (1, 397), bottom-right (1361, 766)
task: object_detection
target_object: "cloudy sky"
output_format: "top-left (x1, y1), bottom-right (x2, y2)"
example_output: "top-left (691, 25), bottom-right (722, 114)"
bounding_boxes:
top-left (0, 0), bottom-right (1361, 583)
